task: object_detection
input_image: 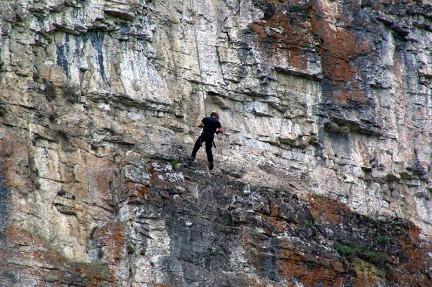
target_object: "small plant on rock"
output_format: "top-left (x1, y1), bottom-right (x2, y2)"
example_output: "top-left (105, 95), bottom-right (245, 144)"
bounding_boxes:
top-left (335, 242), bottom-right (390, 268)
top-left (377, 235), bottom-right (390, 245)
top-left (171, 159), bottom-right (181, 170)
top-left (304, 219), bottom-right (315, 229)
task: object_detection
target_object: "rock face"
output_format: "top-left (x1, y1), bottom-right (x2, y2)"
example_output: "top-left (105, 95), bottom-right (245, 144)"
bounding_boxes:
top-left (0, 0), bottom-right (431, 286)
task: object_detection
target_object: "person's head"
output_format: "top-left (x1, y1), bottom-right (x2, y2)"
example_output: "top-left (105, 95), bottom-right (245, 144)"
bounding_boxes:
top-left (210, 111), bottom-right (219, 119)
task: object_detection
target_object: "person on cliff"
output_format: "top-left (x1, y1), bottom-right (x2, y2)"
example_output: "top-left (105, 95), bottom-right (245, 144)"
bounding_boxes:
top-left (190, 111), bottom-right (224, 170)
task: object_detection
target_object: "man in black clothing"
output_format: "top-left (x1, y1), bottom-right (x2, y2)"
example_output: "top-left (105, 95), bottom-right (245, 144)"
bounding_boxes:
top-left (191, 111), bottom-right (224, 170)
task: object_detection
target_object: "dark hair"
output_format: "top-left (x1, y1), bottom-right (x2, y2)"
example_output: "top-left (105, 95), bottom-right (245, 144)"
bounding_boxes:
top-left (210, 111), bottom-right (219, 119)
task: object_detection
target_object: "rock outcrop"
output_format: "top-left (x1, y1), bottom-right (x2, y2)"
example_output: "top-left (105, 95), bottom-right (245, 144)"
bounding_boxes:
top-left (0, 0), bottom-right (431, 286)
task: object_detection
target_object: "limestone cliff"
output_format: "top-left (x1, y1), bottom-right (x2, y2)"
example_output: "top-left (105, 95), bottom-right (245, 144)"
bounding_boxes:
top-left (0, 0), bottom-right (431, 286)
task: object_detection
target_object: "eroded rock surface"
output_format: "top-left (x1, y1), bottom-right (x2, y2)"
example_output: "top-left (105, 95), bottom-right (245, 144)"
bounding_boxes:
top-left (0, 0), bottom-right (431, 286)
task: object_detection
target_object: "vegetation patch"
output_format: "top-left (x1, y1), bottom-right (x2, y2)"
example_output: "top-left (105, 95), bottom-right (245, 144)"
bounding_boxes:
top-left (304, 219), bottom-right (315, 229)
top-left (170, 159), bottom-right (181, 170)
top-left (290, 5), bottom-right (304, 13)
top-left (335, 242), bottom-right (390, 268)
top-left (377, 235), bottom-right (390, 245)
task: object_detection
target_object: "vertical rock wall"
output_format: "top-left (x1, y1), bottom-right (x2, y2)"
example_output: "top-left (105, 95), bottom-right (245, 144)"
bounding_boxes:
top-left (0, 0), bottom-right (431, 286)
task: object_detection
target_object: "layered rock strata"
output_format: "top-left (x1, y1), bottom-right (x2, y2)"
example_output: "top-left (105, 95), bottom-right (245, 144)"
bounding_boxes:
top-left (0, 0), bottom-right (431, 286)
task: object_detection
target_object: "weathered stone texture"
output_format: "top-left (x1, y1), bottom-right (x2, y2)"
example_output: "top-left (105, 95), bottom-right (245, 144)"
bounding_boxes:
top-left (0, 0), bottom-right (431, 286)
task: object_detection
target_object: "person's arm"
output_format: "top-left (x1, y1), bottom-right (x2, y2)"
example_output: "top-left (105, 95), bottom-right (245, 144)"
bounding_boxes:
top-left (216, 122), bottom-right (224, 134)
top-left (197, 118), bottom-right (205, 128)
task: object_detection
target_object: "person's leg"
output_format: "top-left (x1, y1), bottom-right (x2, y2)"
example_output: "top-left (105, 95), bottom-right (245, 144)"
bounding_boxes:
top-left (205, 138), bottom-right (214, 169)
top-left (191, 136), bottom-right (202, 158)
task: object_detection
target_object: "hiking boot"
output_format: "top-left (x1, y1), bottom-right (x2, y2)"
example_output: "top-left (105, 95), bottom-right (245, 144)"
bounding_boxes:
top-left (208, 162), bottom-right (214, 170)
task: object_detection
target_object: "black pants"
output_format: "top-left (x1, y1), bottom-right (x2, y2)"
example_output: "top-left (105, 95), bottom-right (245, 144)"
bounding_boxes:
top-left (191, 134), bottom-right (214, 164)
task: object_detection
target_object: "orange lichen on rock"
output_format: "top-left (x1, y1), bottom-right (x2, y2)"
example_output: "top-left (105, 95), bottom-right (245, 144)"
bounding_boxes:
top-left (248, 0), bottom-right (371, 103)
top-left (335, 86), bottom-right (367, 104)
top-left (4, 225), bottom-right (115, 285)
top-left (308, 194), bottom-right (351, 224)
top-left (0, 131), bottom-right (32, 194)
top-left (310, 1), bottom-right (368, 103)
top-left (277, 240), bottom-right (345, 286)
top-left (5, 225), bottom-right (48, 249)
top-left (92, 160), bottom-right (115, 197)
top-left (391, 223), bottom-right (432, 285)
top-left (268, 216), bottom-right (289, 232)
top-left (125, 181), bottom-right (150, 199)
top-left (249, 3), bottom-right (314, 72)
top-left (94, 222), bottom-right (126, 264)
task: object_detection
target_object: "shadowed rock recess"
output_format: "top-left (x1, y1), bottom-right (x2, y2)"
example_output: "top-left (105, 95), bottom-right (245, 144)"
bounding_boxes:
top-left (0, 0), bottom-right (431, 286)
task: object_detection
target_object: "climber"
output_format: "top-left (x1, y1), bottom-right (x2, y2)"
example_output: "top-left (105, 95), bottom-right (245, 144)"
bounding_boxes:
top-left (190, 111), bottom-right (224, 170)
